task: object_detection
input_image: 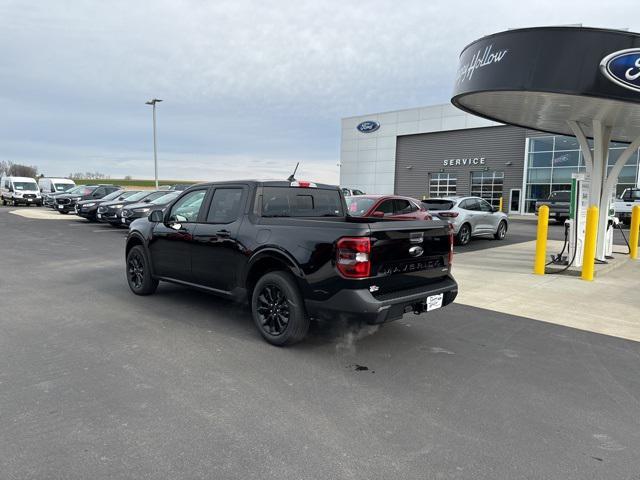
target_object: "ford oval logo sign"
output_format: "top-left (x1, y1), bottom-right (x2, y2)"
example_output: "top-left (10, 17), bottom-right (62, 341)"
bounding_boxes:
top-left (356, 120), bottom-right (380, 133)
top-left (408, 245), bottom-right (424, 257)
top-left (600, 48), bottom-right (640, 93)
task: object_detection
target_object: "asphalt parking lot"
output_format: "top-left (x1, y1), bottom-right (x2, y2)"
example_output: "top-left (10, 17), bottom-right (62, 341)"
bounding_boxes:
top-left (1, 207), bottom-right (639, 479)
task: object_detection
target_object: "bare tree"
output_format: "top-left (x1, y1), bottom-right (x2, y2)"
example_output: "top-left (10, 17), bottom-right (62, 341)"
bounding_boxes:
top-left (1, 161), bottom-right (38, 177)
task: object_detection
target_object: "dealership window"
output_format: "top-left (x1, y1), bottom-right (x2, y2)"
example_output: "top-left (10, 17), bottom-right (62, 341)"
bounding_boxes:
top-left (524, 135), bottom-right (640, 213)
top-left (429, 173), bottom-right (457, 197)
top-left (470, 171), bottom-right (504, 207)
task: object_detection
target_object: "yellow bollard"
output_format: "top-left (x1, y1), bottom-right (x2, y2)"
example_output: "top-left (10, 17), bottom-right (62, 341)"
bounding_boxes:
top-left (499, 196), bottom-right (503, 212)
top-left (630, 205), bottom-right (640, 260)
top-left (534, 205), bottom-right (549, 275)
top-left (581, 205), bottom-right (599, 281)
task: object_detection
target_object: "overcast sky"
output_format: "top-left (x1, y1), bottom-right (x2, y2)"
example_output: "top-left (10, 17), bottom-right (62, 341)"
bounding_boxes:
top-left (1, 1), bottom-right (638, 183)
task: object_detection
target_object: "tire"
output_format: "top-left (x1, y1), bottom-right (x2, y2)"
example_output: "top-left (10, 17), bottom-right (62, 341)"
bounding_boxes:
top-left (126, 245), bottom-right (158, 295)
top-left (1, 197), bottom-right (5, 206)
top-left (456, 223), bottom-right (472, 246)
top-left (251, 271), bottom-right (309, 346)
top-left (494, 220), bottom-right (507, 240)
top-left (556, 217), bottom-right (567, 224)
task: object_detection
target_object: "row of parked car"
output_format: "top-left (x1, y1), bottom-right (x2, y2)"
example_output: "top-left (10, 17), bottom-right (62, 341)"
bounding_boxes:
top-left (0, 175), bottom-right (193, 228)
top-left (342, 192), bottom-right (509, 246)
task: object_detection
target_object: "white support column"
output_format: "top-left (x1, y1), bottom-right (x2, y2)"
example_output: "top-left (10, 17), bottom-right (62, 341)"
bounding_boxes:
top-left (596, 133), bottom-right (640, 259)
top-left (567, 120), bottom-right (593, 179)
top-left (590, 120), bottom-right (612, 260)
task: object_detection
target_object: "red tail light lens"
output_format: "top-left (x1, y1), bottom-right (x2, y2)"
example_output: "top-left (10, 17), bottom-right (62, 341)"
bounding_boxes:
top-left (336, 237), bottom-right (371, 278)
top-left (448, 224), bottom-right (454, 265)
top-left (438, 211), bottom-right (459, 218)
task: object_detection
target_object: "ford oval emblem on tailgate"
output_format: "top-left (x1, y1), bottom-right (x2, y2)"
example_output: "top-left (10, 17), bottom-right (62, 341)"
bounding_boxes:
top-left (409, 246), bottom-right (424, 257)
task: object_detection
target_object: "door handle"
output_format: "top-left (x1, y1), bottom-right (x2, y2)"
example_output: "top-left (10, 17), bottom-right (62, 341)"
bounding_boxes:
top-left (216, 229), bottom-right (231, 237)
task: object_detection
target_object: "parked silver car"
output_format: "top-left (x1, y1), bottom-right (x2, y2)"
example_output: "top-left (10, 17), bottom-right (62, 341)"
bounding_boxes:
top-left (422, 196), bottom-right (508, 245)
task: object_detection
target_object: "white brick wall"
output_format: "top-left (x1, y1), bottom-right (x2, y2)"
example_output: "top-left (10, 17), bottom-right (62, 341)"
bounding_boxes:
top-left (340, 103), bottom-right (500, 194)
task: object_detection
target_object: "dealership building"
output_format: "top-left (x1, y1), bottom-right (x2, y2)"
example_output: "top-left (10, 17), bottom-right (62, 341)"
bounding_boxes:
top-left (340, 103), bottom-right (640, 214)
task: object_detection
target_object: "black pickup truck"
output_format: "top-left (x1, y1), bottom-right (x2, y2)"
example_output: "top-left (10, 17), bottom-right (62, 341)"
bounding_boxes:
top-left (125, 180), bottom-right (457, 345)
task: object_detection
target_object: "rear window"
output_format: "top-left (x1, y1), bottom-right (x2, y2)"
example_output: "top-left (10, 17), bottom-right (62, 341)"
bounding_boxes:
top-left (262, 187), bottom-right (343, 217)
top-left (549, 191), bottom-right (570, 201)
top-left (422, 199), bottom-right (455, 210)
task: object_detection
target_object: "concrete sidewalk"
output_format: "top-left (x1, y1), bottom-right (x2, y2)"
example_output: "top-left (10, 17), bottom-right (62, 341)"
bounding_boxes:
top-left (453, 240), bottom-right (640, 342)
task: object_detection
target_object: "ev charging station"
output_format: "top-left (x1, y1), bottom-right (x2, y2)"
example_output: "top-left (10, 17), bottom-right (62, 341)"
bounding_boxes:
top-left (566, 174), bottom-right (589, 268)
top-left (451, 26), bottom-right (640, 268)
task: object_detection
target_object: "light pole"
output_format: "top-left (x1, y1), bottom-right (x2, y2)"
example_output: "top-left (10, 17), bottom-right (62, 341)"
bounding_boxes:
top-left (145, 98), bottom-right (163, 189)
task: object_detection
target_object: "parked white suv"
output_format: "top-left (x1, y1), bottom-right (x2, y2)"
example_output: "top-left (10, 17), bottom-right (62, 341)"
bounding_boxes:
top-left (422, 196), bottom-right (509, 246)
top-left (1, 176), bottom-right (42, 206)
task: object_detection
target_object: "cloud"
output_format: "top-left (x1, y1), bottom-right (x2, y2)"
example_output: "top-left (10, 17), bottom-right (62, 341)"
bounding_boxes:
top-left (0, 0), bottom-right (638, 182)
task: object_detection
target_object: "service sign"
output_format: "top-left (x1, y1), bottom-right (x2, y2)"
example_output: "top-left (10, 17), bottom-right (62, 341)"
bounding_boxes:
top-left (356, 120), bottom-right (380, 133)
top-left (600, 48), bottom-right (640, 93)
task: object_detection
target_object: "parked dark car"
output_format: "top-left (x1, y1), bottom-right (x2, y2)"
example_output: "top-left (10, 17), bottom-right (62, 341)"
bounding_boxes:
top-left (125, 180), bottom-right (457, 346)
top-left (535, 190), bottom-right (571, 224)
top-left (120, 191), bottom-right (180, 226)
top-left (76, 190), bottom-right (140, 221)
top-left (97, 190), bottom-right (171, 226)
top-left (170, 184), bottom-right (195, 191)
top-left (44, 185), bottom-right (85, 208)
top-left (55, 185), bottom-right (121, 214)
top-left (346, 195), bottom-right (432, 221)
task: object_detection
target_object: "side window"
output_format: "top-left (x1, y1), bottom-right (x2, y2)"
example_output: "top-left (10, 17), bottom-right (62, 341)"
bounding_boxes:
top-left (460, 199), bottom-right (480, 211)
top-left (377, 200), bottom-right (394, 214)
top-left (394, 199), bottom-right (417, 214)
top-left (170, 190), bottom-right (207, 223)
top-left (207, 188), bottom-right (243, 223)
top-left (93, 187), bottom-right (106, 197)
top-left (479, 199), bottom-right (493, 212)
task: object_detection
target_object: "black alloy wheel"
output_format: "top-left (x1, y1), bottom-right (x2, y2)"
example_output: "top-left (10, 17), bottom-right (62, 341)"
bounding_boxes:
top-left (251, 271), bottom-right (310, 346)
top-left (256, 284), bottom-right (290, 336)
top-left (126, 245), bottom-right (158, 295)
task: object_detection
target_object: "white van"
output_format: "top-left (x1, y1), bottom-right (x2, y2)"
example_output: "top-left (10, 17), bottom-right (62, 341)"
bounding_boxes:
top-left (0, 176), bottom-right (42, 206)
top-left (38, 177), bottom-right (76, 195)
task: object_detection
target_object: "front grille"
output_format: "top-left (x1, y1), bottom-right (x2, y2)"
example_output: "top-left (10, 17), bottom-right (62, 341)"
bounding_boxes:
top-left (57, 198), bottom-right (70, 205)
top-left (24, 194), bottom-right (36, 199)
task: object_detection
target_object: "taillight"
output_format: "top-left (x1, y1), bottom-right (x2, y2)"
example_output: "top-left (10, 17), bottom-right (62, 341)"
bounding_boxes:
top-left (336, 237), bottom-right (371, 278)
top-left (438, 211), bottom-right (459, 218)
top-left (448, 224), bottom-right (454, 266)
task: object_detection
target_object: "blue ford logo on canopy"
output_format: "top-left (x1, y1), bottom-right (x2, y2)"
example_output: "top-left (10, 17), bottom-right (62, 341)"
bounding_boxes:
top-left (600, 48), bottom-right (640, 93)
top-left (356, 120), bottom-right (380, 133)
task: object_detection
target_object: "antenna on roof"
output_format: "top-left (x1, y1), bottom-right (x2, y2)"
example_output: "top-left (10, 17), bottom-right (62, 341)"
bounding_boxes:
top-left (287, 162), bottom-right (299, 182)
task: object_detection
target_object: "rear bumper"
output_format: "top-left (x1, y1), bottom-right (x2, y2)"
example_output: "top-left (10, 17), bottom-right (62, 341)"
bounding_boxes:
top-left (305, 275), bottom-right (458, 324)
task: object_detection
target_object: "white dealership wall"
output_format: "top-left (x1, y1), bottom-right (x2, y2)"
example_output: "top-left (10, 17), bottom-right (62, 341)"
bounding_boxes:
top-left (340, 103), bottom-right (500, 194)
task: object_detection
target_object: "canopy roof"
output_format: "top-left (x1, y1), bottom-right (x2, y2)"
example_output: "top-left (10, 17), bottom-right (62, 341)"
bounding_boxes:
top-left (451, 27), bottom-right (640, 143)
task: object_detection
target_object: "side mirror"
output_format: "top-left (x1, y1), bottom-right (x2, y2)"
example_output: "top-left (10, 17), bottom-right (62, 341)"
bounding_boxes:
top-left (8, 187), bottom-right (14, 192)
top-left (371, 211), bottom-right (385, 218)
top-left (148, 210), bottom-right (164, 222)
top-left (492, 206), bottom-right (499, 213)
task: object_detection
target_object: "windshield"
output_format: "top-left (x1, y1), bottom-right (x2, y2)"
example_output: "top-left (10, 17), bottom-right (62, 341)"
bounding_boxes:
top-left (151, 192), bottom-right (179, 205)
top-left (53, 183), bottom-right (75, 192)
top-left (13, 182), bottom-right (38, 191)
top-left (262, 187), bottom-right (344, 217)
top-left (422, 199), bottom-right (455, 210)
top-left (125, 191), bottom-right (153, 202)
top-left (622, 189), bottom-right (640, 201)
top-left (346, 197), bottom-right (377, 216)
top-left (100, 189), bottom-right (127, 201)
top-left (73, 186), bottom-right (97, 196)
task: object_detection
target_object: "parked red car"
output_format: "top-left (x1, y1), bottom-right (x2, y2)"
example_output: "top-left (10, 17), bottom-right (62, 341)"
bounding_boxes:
top-left (346, 195), bottom-right (432, 220)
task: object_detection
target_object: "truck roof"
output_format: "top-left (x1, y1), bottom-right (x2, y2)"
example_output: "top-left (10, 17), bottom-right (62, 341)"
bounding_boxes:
top-left (189, 180), bottom-right (340, 189)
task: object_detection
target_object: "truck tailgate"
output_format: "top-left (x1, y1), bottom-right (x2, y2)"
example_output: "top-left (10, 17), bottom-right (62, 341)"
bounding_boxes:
top-left (367, 220), bottom-right (452, 294)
